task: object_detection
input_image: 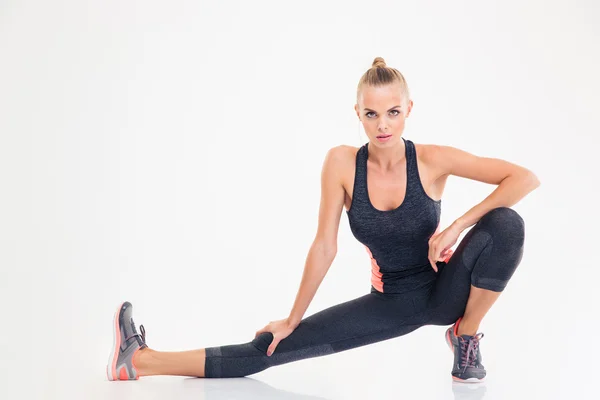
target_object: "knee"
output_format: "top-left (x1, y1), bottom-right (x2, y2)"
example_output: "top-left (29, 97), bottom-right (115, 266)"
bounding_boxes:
top-left (479, 207), bottom-right (525, 246)
top-left (252, 332), bottom-right (274, 354)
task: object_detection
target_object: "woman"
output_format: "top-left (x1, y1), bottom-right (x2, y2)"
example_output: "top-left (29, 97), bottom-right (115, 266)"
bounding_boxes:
top-left (107, 57), bottom-right (540, 383)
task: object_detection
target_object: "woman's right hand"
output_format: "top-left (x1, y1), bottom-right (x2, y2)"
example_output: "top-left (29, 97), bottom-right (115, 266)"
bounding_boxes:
top-left (255, 318), bottom-right (297, 357)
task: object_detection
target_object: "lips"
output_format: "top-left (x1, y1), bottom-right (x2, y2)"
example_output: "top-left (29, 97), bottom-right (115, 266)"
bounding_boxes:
top-left (377, 134), bottom-right (391, 138)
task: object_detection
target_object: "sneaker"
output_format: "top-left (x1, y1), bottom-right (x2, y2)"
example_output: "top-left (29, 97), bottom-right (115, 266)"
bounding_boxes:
top-left (106, 301), bottom-right (148, 381)
top-left (444, 316), bottom-right (486, 382)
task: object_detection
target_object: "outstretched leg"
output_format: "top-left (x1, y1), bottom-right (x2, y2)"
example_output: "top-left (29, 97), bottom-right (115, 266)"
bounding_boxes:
top-left (203, 288), bottom-right (432, 378)
top-left (133, 347), bottom-right (207, 377)
top-left (130, 288), bottom-right (432, 378)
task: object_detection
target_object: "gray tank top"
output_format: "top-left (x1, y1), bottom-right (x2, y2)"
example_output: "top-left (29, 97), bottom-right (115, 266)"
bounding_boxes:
top-left (346, 137), bottom-right (442, 294)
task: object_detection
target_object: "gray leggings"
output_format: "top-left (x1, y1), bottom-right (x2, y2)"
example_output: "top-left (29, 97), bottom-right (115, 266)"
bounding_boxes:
top-left (204, 207), bottom-right (525, 378)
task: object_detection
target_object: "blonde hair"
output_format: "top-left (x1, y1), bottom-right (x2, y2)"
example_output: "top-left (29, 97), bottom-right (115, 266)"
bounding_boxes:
top-left (356, 57), bottom-right (411, 107)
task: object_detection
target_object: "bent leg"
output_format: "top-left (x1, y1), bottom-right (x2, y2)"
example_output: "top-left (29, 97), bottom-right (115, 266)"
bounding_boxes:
top-left (426, 206), bottom-right (526, 325)
top-left (204, 289), bottom-right (431, 378)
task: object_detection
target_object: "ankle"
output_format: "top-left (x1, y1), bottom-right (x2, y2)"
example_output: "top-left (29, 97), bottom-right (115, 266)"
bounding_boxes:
top-left (132, 347), bottom-right (154, 376)
top-left (456, 321), bottom-right (479, 336)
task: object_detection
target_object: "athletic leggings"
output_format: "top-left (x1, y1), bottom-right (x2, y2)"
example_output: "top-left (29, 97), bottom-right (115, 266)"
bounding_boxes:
top-left (204, 207), bottom-right (525, 378)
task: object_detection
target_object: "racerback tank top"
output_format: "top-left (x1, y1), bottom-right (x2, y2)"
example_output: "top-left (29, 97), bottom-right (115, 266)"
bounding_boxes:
top-left (346, 137), bottom-right (442, 294)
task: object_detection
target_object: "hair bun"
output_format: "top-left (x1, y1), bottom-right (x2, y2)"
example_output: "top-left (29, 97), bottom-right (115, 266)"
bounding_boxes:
top-left (372, 57), bottom-right (387, 68)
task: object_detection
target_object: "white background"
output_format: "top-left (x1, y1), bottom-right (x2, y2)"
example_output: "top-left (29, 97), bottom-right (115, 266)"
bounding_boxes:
top-left (1, 0), bottom-right (598, 399)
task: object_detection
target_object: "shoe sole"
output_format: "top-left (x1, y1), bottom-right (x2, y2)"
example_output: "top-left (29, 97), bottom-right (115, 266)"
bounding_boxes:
top-left (445, 327), bottom-right (485, 383)
top-left (452, 376), bottom-right (485, 383)
top-left (107, 302), bottom-right (124, 381)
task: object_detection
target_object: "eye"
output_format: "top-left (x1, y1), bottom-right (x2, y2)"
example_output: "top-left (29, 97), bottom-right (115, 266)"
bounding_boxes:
top-left (365, 109), bottom-right (401, 118)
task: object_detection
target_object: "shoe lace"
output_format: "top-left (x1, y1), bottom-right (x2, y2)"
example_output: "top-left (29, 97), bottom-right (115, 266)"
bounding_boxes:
top-left (459, 332), bottom-right (484, 371)
top-left (125, 322), bottom-right (146, 345)
top-left (139, 324), bottom-right (146, 343)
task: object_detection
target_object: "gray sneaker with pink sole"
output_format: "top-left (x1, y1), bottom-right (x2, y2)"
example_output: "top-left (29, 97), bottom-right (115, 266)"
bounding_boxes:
top-left (445, 316), bottom-right (486, 383)
top-left (106, 301), bottom-right (148, 381)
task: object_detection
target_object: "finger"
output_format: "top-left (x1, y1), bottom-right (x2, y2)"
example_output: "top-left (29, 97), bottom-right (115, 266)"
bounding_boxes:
top-left (429, 244), bottom-right (436, 265)
top-left (440, 246), bottom-right (452, 259)
top-left (433, 245), bottom-right (442, 261)
top-left (439, 250), bottom-right (447, 261)
top-left (429, 256), bottom-right (438, 272)
top-left (267, 340), bottom-right (279, 356)
top-left (428, 250), bottom-right (434, 269)
top-left (429, 241), bottom-right (437, 270)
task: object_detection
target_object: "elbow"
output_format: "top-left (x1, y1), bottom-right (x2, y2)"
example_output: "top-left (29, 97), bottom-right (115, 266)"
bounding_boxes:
top-left (313, 240), bottom-right (337, 260)
top-left (323, 246), bottom-right (337, 260)
top-left (517, 169), bottom-right (540, 190)
top-left (528, 172), bottom-right (541, 189)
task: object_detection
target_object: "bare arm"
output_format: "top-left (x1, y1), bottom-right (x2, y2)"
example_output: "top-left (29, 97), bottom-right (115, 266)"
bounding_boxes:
top-left (427, 145), bottom-right (540, 232)
top-left (286, 146), bottom-right (346, 328)
top-left (425, 144), bottom-right (540, 270)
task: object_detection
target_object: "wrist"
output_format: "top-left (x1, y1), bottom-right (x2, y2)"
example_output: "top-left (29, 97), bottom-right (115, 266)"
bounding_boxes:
top-left (287, 317), bottom-right (300, 329)
top-left (451, 218), bottom-right (467, 233)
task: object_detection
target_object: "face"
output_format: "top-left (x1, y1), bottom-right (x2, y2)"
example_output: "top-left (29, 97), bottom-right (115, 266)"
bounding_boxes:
top-left (355, 83), bottom-right (413, 147)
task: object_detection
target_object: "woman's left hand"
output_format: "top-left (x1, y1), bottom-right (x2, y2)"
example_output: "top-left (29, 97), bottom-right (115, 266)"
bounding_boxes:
top-left (428, 223), bottom-right (462, 272)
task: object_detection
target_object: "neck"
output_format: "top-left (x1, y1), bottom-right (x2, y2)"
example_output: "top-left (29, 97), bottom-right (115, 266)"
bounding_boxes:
top-left (368, 138), bottom-right (406, 169)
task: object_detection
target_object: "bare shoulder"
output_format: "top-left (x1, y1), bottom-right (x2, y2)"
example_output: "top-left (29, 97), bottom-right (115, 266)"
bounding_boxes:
top-left (322, 145), bottom-right (359, 203)
top-left (327, 144), bottom-right (358, 160)
top-left (413, 141), bottom-right (473, 172)
top-left (323, 144), bottom-right (359, 174)
top-left (413, 141), bottom-right (442, 161)
top-left (413, 142), bottom-right (448, 180)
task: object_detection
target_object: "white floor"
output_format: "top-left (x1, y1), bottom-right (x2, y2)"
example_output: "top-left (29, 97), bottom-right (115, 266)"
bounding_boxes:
top-left (3, 313), bottom-right (597, 400)
top-left (5, 357), bottom-right (595, 400)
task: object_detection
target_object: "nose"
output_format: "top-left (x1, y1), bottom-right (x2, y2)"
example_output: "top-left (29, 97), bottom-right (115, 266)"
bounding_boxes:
top-left (377, 120), bottom-right (389, 132)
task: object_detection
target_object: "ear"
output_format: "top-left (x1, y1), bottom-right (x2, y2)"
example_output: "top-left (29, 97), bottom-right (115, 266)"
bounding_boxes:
top-left (354, 104), bottom-right (360, 119)
top-left (405, 99), bottom-right (413, 118)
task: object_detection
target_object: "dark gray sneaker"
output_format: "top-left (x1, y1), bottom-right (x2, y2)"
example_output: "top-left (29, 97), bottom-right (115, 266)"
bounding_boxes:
top-left (445, 317), bottom-right (486, 383)
top-left (106, 301), bottom-right (148, 381)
